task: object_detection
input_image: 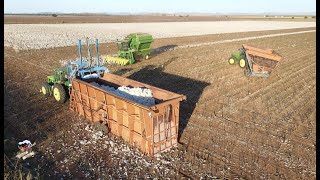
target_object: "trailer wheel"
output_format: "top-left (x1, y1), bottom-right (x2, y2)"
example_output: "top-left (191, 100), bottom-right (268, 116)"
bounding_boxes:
top-left (93, 122), bottom-right (109, 134)
top-left (93, 121), bottom-right (101, 131)
top-left (52, 84), bottom-right (67, 103)
top-left (41, 82), bottom-right (51, 97)
top-left (228, 58), bottom-right (235, 65)
top-left (239, 59), bottom-right (246, 68)
top-left (100, 123), bottom-right (109, 134)
top-left (244, 69), bottom-right (251, 76)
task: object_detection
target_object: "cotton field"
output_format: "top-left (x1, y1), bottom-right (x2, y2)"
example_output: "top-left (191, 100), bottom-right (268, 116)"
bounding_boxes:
top-left (4, 21), bottom-right (316, 50)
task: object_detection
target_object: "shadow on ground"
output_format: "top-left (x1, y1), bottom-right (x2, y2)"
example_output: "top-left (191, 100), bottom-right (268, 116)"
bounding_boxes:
top-left (4, 82), bottom-right (71, 179)
top-left (151, 45), bottom-right (178, 56)
top-left (126, 65), bottom-right (210, 141)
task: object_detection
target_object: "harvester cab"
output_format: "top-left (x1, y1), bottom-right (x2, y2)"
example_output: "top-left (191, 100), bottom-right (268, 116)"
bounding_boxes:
top-left (40, 38), bottom-right (109, 103)
top-left (228, 44), bottom-right (282, 78)
top-left (105, 33), bottom-right (154, 66)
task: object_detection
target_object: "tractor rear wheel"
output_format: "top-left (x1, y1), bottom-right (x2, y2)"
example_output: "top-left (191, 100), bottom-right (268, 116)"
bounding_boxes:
top-left (41, 82), bottom-right (51, 97)
top-left (52, 84), bottom-right (67, 103)
top-left (239, 59), bottom-right (246, 68)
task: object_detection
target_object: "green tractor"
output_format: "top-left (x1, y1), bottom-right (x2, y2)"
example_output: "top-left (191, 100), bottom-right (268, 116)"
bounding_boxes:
top-left (40, 38), bottom-right (109, 103)
top-left (228, 48), bottom-right (247, 68)
top-left (40, 67), bottom-right (71, 103)
top-left (228, 44), bottom-right (282, 77)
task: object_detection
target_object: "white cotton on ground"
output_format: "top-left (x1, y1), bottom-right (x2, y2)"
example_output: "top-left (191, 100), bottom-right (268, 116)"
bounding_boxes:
top-left (18, 140), bottom-right (32, 145)
top-left (90, 82), bottom-right (155, 106)
top-left (4, 22), bottom-right (316, 50)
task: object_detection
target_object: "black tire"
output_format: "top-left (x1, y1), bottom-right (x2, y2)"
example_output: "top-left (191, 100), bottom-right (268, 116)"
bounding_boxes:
top-left (100, 123), bottom-right (109, 134)
top-left (93, 121), bottom-right (101, 131)
top-left (93, 121), bottom-right (109, 134)
top-left (239, 58), bottom-right (246, 68)
top-left (228, 57), bottom-right (235, 65)
top-left (52, 84), bottom-right (67, 103)
top-left (244, 69), bottom-right (251, 77)
top-left (133, 53), bottom-right (140, 61)
top-left (41, 82), bottom-right (51, 97)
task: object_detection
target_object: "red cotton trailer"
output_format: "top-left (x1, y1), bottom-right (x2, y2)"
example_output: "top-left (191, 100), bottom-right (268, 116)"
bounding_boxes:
top-left (69, 72), bottom-right (186, 156)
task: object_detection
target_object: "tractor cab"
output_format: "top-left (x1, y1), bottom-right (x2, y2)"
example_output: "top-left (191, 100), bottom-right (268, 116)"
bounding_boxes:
top-left (117, 40), bottom-right (129, 51)
top-left (47, 68), bottom-right (69, 87)
top-left (54, 68), bottom-right (68, 82)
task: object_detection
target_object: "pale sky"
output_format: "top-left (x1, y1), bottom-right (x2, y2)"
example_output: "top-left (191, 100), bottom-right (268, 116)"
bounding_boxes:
top-left (4, 0), bottom-right (316, 14)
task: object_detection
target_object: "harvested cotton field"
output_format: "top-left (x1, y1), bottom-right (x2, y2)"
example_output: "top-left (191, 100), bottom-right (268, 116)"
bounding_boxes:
top-left (4, 21), bottom-right (316, 50)
top-left (4, 15), bottom-right (316, 180)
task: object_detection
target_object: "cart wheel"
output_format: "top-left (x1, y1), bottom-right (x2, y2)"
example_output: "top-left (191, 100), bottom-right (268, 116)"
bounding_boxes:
top-left (41, 82), bottom-right (51, 97)
top-left (228, 58), bottom-right (235, 65)
top-left (239, 59), bottom-right (246, 68)
top-left (93, 121), bottom-right (101, 131)
top-left (52, 84), bottom-right (67, 103)
top-left (244, 69), bottom-right (250, 76)
top-left (93, 122), bottom-right (109, 134)
top-left (100, 123), bottom-right (109, 134)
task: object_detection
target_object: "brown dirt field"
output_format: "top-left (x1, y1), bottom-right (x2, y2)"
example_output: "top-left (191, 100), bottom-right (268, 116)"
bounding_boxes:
top-left (4, 15), bottom-right (316, 24)
top-left (4, 28), bottom-right (316, 179)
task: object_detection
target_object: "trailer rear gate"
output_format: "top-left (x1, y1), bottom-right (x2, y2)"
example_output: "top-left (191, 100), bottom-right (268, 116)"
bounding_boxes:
top-left (69, 73), bottom-right (186, 156)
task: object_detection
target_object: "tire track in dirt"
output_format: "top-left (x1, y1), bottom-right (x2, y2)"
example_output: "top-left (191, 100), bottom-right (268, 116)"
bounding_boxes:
top-left (168, 31), bottom-right (314, 91)
top-left (195, 55), bottom-right (305, 115)
top-left (152, 30), bottom-right (316, 54)
top-left (181, 117), bottom-right (315, 179)
top-left (183, 100), bottom-right (316, 177)
top-left (195, 44), bottom-right (310, 89)
top-left (234, 56), bottom-right (315, 107)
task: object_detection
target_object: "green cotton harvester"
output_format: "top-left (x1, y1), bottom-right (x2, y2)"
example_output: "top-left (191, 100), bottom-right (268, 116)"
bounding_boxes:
top-left (104, 33), bottom-right (154, 66)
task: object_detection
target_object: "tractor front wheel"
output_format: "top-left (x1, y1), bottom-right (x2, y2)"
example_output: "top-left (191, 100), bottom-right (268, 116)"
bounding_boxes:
top-left (239, 59), bottom-right (246, 68)
top-left (52, 84), bottom-right (67, 103)
top-left (228, 58), bottom-right (235, 65)
top-left (41, 82), bottom-right (51, 97)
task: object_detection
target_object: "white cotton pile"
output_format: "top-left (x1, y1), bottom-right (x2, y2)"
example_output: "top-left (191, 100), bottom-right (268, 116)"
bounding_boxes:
top-left (90, 82), bottom-right (155, 106)
top-left (82, 73), bottom-right (99, 79)
top-left (18, 140), bottom-right (32, 145)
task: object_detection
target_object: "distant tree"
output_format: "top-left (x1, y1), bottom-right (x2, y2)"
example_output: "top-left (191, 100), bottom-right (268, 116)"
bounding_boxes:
top-left (52, 14), bottom-right (58, 17)
top-left (312, 16), bottom-right (316, 18)
top-left (291, 16), bottom-right (295, 19)
top-left (304, 16), bottom-right (308, 19)
top-left (179, 15), bottom-right (183, 17)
